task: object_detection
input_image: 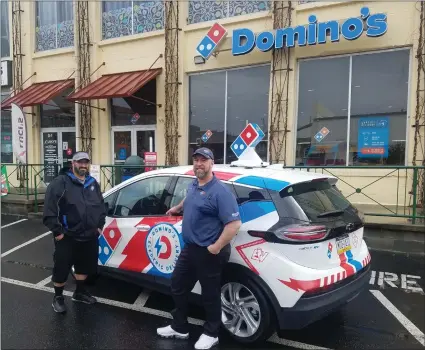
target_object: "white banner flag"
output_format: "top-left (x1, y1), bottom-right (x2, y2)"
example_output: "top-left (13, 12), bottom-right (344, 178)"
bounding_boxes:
top-left (11, 103), bottom-right (27, 164)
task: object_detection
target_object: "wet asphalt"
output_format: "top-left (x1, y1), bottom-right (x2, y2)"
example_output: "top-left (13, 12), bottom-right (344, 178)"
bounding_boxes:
top-left (1, 214), bottom-right (424, 350)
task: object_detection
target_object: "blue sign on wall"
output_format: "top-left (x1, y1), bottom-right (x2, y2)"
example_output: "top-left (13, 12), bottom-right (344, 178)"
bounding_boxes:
top-left (232, 7), bottom-right (387, 56)
top-left (196, 7), bottom-right (388, 61)
top-left (358, 117), bottom-right (389, 159)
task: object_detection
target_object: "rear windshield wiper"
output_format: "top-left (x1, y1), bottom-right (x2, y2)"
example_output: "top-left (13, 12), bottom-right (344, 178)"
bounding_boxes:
top-left (317, 210), bottom-right (345, 218)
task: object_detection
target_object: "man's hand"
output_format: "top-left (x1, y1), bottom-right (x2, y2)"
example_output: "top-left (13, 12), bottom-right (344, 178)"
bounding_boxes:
top-left (166, 206), bottom-right (180, 216)
top-left (55, 234), bottom-right (64, 241)
top-left (207, 244), bottom-right (221, 255)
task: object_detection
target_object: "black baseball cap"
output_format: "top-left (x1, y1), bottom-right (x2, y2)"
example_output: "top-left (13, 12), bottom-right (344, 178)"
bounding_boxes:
top-left (192, 147), bottom-right (214, 160)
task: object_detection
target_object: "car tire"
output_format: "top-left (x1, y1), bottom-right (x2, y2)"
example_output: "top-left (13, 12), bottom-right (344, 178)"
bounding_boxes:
top-left (220, 272), bottom-right (275, 345)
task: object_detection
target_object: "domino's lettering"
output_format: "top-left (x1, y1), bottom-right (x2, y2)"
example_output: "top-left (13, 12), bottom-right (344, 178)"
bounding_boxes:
top-left (230, 7), bottom-right (387, 56)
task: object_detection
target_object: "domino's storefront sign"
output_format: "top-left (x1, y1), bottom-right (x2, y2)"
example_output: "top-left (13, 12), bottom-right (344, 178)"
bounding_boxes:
top-left (196, 7), bottom-right (387, 60)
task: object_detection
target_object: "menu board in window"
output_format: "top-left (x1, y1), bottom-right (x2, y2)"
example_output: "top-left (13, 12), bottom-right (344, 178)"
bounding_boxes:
top-left (43, 133), bottom-right (58, 183)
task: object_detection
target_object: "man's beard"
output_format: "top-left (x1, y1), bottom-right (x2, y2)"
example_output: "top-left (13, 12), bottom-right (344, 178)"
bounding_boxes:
top-left (194, 167), bottom-right (210, 179)
top-left (74, 165), bottom-right (88, 177)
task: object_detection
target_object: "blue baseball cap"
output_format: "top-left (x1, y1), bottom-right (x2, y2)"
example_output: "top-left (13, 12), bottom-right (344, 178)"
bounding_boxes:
top-left (192, 147), bottom-right (214, 160)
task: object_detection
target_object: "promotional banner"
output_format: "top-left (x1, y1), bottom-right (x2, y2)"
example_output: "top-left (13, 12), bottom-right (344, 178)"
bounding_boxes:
top-left (90, 164), bottom-right (101, 185)
top-left (11, 103), bottom-right (27, 164)
top-left (144, 152), bottom-right (157, 172)
top-left (358, 117), bottom-right (389, 159)
top-left (1, 165), bottom-right (10, 196)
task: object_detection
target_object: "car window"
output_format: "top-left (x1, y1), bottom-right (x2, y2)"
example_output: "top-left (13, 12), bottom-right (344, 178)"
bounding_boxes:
top-left (272, 181), bottom-right (352, 222)
top-left (170, 176), bottom-right (193, 208)
top-left (233, 184), bottom-right (271, 204)
top-left (113, 176), bottom-right (171, 217)
top-left (104, 191), bottom-right (118, 216)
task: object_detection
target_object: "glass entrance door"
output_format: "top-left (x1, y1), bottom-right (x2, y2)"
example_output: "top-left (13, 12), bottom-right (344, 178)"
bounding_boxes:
top-left (112, 128), bottom-right (155, 164)
top-left (136, 130), bottom-right (155, 160)
top-left (41, 129), bottom-right (76, 183)
top-left (62, 131), bottom-right (77, 166)
top-left (113, 131), bottom-right (132, 165)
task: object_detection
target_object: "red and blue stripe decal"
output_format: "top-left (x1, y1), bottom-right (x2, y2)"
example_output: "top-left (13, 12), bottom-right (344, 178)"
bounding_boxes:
top-left (339, 250), bottom-right (363, 277)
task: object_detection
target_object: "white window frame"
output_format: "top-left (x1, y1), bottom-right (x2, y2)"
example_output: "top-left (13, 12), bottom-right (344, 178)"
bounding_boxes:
top-left (34, 0), bottom-right (75, 52)
top-left (100, 0), bottom-right (164, 40)
top-left (293, 47), bottom-right (412, 167)
top-left (40, 127), bottom-right (76, 167)
top-left (187, 0), bottom-right (271, 25)
top-left (110, 125), bottom-right (157, 164)
top-left (1, 0), bottom-right (11, 60)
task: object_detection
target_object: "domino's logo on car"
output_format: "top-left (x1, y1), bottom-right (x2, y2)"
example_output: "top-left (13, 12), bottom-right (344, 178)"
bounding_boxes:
top-left (231, 123), bottom-right (265, 158)
top-left (196, 23), bottom-right (227, 60)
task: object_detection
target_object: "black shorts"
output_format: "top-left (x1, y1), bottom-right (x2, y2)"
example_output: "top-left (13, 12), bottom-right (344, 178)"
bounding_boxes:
top-left (52, 235), bottom-right (99, 284)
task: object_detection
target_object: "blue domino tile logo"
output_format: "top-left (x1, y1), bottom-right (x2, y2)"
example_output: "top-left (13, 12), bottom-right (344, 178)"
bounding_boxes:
top-left (98, 234), bottom-right (113, 265)
top-left (314, 132), bottom-right (324, 142)
top-left (196, 36), bottom-right (217, 59)
top-left (231, 136), bottom-right (248, 158)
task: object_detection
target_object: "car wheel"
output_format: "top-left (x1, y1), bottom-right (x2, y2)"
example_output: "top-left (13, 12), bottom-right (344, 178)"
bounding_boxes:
top-left (220, 274), bottom-right (274, 344)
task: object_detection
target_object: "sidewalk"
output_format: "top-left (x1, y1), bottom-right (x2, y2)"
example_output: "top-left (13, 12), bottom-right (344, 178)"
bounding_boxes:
top-left (357, 204), bottom-right (425, 255)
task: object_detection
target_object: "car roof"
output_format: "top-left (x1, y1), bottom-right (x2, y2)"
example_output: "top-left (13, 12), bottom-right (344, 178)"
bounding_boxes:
top-left (104, 164), bottom-right (336, 196)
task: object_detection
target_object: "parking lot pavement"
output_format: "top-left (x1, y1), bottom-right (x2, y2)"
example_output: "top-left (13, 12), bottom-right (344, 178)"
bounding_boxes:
top-left (1, 216), bottom-right (424, 349)
top-left (1, 214), bottom-right (27, 227)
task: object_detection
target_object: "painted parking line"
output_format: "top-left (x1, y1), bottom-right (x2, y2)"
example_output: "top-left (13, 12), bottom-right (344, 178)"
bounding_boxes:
top-left (370, 290), bottom-right (425, 346)
top-left (133, 290), bottom-right (151, 308)
top-left (1, 219), bottom-right (28, 229)
top-left (1, 231), bottom-right (51, 258)
top-left (1, 276), bottom-right (331, 350)
top-left (35, 275), bottom-right (52, 287)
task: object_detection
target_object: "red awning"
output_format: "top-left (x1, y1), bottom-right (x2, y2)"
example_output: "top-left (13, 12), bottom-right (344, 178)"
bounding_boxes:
top-left (67, 68), bottom-right (162, 102)
top-left (1, 79), bottom-right (74, 110)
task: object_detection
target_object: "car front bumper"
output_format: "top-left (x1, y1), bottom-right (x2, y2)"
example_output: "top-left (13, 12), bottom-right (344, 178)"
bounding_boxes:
top-left (277, 264), bottom-right (372, 330)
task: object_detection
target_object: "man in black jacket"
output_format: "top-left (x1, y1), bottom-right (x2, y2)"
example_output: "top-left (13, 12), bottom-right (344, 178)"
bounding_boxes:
top-left (43, 151), bottom-right (106, 314)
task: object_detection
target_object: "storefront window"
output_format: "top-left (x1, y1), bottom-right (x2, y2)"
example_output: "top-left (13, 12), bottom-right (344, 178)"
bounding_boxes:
top-left (40, 88), bottom-right (75, 128)
top-left (349, 50), bottom-right (409, 166)
top-left (102, 1), bottom-right (164, 40)
top-left (189, 71), bottom-right (226, 164)
top-left (110, 79), bottom-right (157, 126)
top-left (188, 0), bottom-right (271, 24)
top-left (296, 57), bottom-right (349, 166)
top-left (1, 111), bottom-right (13, 164)
top-left (1, 0), bottom-right (10, 58)
top-left (35, 0), bottom-right (74, 52)
top-left (189, 65), bottom-right (270, 164)
top-left (296, 49), bottom-right (409, 166)
top-left (226, 66), bottom-right (269, 163)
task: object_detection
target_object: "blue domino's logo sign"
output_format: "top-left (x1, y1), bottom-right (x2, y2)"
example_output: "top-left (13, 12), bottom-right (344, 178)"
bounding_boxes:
top-left (196, 7), bottom-right (387, 60)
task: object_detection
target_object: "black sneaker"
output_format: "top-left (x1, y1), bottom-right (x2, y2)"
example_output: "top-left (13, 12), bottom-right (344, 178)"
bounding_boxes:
top-left (72, 290), bottom-right (97, 304)
top-left (52, 296), bottom-right (67, 313)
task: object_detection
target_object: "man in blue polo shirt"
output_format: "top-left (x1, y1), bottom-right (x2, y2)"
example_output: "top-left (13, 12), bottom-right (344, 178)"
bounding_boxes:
top-left (157, 147), bottom-right (242, 350)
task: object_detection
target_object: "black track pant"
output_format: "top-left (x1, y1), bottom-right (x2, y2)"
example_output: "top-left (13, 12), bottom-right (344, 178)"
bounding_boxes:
top-left (170, 243), bottom-right (231, 338)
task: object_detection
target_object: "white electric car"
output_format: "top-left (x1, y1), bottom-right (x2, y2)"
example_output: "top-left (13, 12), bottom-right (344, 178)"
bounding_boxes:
top-left (96, 164), bottom-right (372, 344)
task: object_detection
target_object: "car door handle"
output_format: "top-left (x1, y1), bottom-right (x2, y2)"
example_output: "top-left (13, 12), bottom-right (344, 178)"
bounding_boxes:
top-left (136, 224), bottom-right (151, 231)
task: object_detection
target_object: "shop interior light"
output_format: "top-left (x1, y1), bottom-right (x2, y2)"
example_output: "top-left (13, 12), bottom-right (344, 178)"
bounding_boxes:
top-left (194, 55), bottom-right (205, 65)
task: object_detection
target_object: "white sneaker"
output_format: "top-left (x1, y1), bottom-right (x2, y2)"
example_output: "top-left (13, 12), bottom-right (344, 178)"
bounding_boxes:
top-left (156, 325), bottom-right (189, 339)
top-left (194, 334), bottom-right (219, 349)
